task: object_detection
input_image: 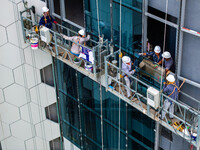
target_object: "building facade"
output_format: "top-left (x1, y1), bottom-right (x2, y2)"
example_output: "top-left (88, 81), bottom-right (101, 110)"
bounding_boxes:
top-left (1, 0), bottom-right (200, 150)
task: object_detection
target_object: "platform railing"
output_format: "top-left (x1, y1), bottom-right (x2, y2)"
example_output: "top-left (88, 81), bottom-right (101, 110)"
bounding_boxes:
top-left (20, 10), bottom-right (109, 79)
top-left (104, 50), bottom-right (200, 147)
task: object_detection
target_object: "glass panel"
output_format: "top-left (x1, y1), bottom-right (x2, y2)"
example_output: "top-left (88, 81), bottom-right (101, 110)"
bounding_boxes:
top-left (78, 73), bottom-right (101, 114)
top-left (53, 0), bottom-right (61, 15)
top-left (127, 104), bottom-right (155, 149)
top-left (64, 0), bottom-right (84, 26)
top-left (81, 106), bottom-right (102, 148)
top-left (112, 1), bottom-right (142, 55)
top-left (62, 123), bottom-right (81, 147)
top-left (56, 59), bottom-right (78, 99)
top-left (59, 92), bottom-right (80, 129)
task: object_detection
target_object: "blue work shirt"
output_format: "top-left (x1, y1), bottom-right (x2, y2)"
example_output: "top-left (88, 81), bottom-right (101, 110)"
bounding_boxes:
top-left (39, 15), bottom-right (55, 29)
top-left (146, 52), bottom-right (162, 63)
top-left (164, 57), bottom-right (173, 70)
top-left (163, 81), bottom-right (179, 103)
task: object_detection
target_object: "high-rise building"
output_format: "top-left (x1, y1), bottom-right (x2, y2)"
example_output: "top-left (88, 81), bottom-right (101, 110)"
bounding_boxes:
top-left (1, 0), bottom-right (200, 150)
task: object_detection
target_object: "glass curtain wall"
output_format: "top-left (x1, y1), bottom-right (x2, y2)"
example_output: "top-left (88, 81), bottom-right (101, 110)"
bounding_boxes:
top-left (84, 0), bottom-right (142, 55)
top-left (55, 59), bottom-right (155, 150)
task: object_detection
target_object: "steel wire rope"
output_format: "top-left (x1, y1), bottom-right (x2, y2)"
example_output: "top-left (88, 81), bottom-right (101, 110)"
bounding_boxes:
top-left (95, 0), bottom-right (104, 149)
top-left (118, 0), bottom-right (122, 149)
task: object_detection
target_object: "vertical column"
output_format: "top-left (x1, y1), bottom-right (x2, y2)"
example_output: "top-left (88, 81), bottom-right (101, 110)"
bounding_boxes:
top-left (154, 121), bottom-right (160, 150)
top-left (142, 0), bottom-right (148, 52)
top-left (196, 115), bottom-right (200, 150)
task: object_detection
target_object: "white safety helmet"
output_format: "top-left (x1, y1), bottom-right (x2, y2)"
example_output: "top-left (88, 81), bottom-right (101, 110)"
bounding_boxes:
top-left (166, 74), bottom-right (175, 82)
top-left (78, 29), bottom-right (85, 36)
top-left (154, 46), bottom-right (161, 53)
top-left (42, 6), bottom-right (49, 13)
top-left (122, 56), bottom-right (131, 64)
top-left (162, 51), bottom-right (171, 59)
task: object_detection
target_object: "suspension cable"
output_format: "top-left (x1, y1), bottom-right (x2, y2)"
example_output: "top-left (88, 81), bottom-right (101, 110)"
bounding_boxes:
top-left (160, 0), bottom-right (169, 92)
top-left (96, 0), bottom-right (104, 149)
top-left (118, 0), bottom-right (122, 149)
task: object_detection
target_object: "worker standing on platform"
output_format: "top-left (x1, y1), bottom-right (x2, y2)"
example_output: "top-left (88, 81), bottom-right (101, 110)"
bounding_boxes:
top-left (122, 56), bottom-right (136, 98)
top-left (39, 6), bottom-right (57, 29)
top-left (158, 51), bottom-right (173, 73)
top-left (61, 29), bottom-right (90, 57)
top-left (139, 45), bottom-right (162, 64)
top-left (161, 74), bottom-right (179, 120)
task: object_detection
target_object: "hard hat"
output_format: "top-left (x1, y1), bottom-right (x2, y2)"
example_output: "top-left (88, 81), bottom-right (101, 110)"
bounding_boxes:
top-left (122, 56), bottom-right (131, 64)
top-left (42, 6), bottom-right (49, 13)
top-left (78, 29), bottom-right (85, 36)
top-left (154, 46), bottom-right (161, 53)
top-left (166, 74), bottom-right (175, 82)
top-left (162, 51), bottom-right (171, 58)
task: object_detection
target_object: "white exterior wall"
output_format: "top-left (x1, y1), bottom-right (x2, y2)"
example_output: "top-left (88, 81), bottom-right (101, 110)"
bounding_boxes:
top-left (0, 0), bottom-right (60, 150)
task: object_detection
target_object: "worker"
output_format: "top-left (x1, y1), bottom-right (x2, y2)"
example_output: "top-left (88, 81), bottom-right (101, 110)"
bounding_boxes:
top-left (161, 74), bottom-right (179, 120)
top-left (139, 46), bottom-right (162, 64)
top-left (61, 29), bottom-right (90, 57)
top-left (122, 56), bottom-right (136, 98)
top-left (39, 6), bottom-right (57, 29)
top-left (158, 51), bottom-right (173, 73)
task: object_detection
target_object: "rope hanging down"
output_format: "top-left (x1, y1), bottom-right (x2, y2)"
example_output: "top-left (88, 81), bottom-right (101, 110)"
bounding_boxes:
top-left (118, 0), bottom-right (122, 149)
top-left (96, 0), bottom-right (104, 149)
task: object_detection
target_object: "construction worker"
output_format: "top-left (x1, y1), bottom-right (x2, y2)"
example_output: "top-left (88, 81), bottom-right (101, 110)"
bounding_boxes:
top-left (158, 51), bottom-right (173, 73)
top-left (61, 29), bottom-right (90, 57)
top-left (122, 56), bottom-right (136, 98)
top-left (161, 74), bottom-right (179, 120)
top-left (139, 45), bottom-right (162, 64)
top-left (39, 6), bottom-right (57, 29)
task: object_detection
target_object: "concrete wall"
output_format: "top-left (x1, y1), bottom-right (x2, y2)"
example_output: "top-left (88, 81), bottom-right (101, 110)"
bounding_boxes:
top-left (0, 0), bottom-right (60, 149)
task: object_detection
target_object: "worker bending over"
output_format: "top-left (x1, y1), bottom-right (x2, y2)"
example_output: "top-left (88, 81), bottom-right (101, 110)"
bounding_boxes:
top-left (158, 51), bottom-right (173, 73)
top-left (139, 45), bottom-right (162, 64)
top-left (39, 7), bottom-right (57, 29)
top-left (122, 56), bottom-right (136, 98)
top-left (62, 29), bottom-right (90, 57)
top-left (161, 74), bottom-right (179, 120)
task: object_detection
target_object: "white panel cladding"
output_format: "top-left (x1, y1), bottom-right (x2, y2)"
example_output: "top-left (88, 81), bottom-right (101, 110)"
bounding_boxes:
top-left (35, 119), bottom-right (60, 141)
top-left (20, 102), bottom-right (46, 124)
top-left (0, 0), bottom-right (15, 27)
top-left (0, 89), bottom-right (5, 103)
top-left (0, 65), bottom-right (14, 88)
top-left (33, 50), bottom-right (52, 69)
top-left (0, 122), bottom-right (11, 141)
top-left (64, 137), bottom-right (80, 150)
top-left (25, 137), bottom-right (50, 150)
top-left (30, 83), bottom-right (56, 107)
top-left (4, 84), bottom-right (27, 107)
top-left (10, 120), bottom-right (34, 140)
top-left (0, 25), bottom-right (7, 46)
top-left (1, 137), bottom-right (26, 150)
top-left (24, 46), bottom-right (52, 69)
top-left (0, 103), bottom-right (20, 124)
top-left (0, 43), bottom-right (22, 69)
top-left (7, 21), bottom-right (29, 49)
top-left (14, 64), bottom-right (41, 88)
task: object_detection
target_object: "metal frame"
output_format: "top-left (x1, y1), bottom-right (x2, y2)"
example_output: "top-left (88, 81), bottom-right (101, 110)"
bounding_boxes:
top-left (104, 50), bottom-right (200, 148)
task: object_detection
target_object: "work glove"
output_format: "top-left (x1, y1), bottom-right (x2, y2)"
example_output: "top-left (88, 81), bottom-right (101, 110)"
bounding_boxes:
top-left (129, 69), bottom-right (135, 75)
top-left (138, 53), bottom-right (143, 56)
top-left (153, 64), bottom-right (159, 69)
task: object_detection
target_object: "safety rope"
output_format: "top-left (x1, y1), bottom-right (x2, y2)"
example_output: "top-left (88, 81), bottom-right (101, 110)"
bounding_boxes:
top-left (118, 0), bottom-right (122, 149)
top-left (96, 0), bottom-right (104, 149)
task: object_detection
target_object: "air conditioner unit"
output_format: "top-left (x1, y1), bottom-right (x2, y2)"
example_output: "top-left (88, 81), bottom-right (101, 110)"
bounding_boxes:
top-left (40, 26), bottom-right (51, 43)
top-left (147, 87), bottom-right (160, 109)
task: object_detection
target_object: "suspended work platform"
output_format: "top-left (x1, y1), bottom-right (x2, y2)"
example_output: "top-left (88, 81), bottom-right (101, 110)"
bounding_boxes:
top-left (20, 8), bottom-right (200, 148)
